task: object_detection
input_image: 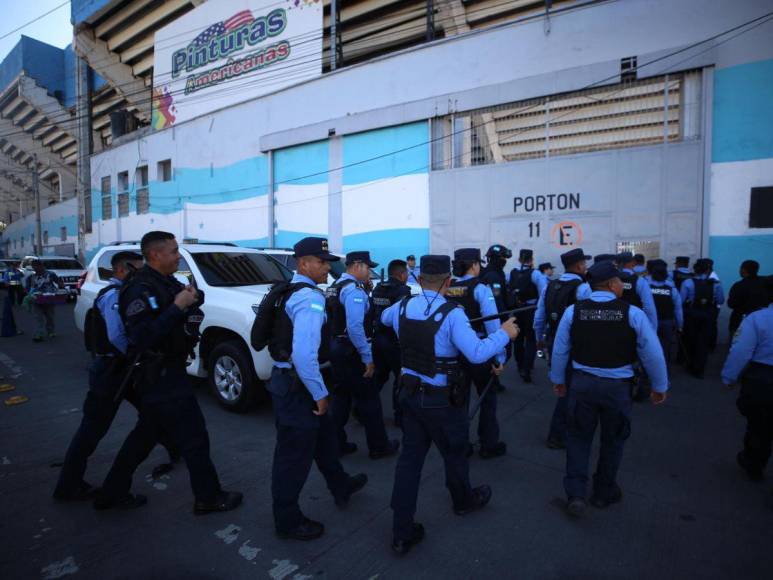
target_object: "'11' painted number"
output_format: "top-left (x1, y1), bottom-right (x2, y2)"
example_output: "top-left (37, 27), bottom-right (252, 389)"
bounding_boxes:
top-left (528, 222), bottom-right (541, 238)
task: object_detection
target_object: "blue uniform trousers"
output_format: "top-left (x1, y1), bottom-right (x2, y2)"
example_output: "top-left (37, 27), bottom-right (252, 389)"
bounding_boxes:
top-left (564, 372), bottom-right (632, 500)
top-left (269, 368), bottom-right (349, 532)
top-left (330, 337), bottom-right (390, 452)
top-left (547, 351), bottom-right (573, 444)
top-left (373, 332), bottom-right (402, 424)
top-left (465, 361), bottom-right (500, 450)
top-left (684, 310), bottom-right (712, 376)
top-left (657, 319), bottom-right (676, 364)
top-left (391, 386), bottom-right (472, 542)
top-left (736, 363), bottom-right (773, 473)
top-left (55, 357), bottom-right (177, 497)
top-left (514, 308), bottom-right (536, 375)
top-left (100, 365), bottom-right (220, 503)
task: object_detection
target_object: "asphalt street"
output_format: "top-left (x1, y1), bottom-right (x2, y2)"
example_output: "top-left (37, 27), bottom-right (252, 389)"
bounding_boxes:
top-left (0, 302), bottom-right (770, 580)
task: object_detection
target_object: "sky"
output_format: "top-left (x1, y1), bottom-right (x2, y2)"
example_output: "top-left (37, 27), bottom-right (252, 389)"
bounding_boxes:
top-left (0, 0), bottom-right (73, 63)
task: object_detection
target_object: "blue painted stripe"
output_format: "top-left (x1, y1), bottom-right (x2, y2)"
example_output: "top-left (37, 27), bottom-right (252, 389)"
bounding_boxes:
top-left (709, 234), bottom-right (773, 287)
top-left (274, 141), bottom-right (329, 187)
top-left (713, 58), bottom-right (773, 163)
top-left (343, 122), bottom-right (429, 185)
top-left (343, 228), bottom-right (430, 271)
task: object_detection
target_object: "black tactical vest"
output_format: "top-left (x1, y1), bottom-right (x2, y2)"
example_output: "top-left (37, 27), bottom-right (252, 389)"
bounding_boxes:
top-left (687, 278), bottom-right (716, 312)
top-left (85, 283), bottom-right (122, 356)
top-left (446, 278), bottom-right (483, 333)
top-left (398, 297), bottom-right (459, 377)
top-left (672, 269), bottom-right (693, 291)
top-left (325, 278), bottom-right (362, 338)
top-left (619, 272), bottom-right (643, 308)
top-left (270, 283), bottom-right (330, 364)
top-left (545, 277), bottom-right (583, 338)
top-left (480, 266), bottom-right (508, 313)
top-left (509, 267), bottom-right (538, 306)
top-left (650, 285), bottom-right (674, 321)
top-left (570, 299), bottom-right (637, 368)
top-left (371, 279), bottom-right (408, 340)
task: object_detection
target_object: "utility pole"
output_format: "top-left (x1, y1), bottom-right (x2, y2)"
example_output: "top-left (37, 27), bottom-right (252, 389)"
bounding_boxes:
top-left (330, 0), bottom-right (341, 70)
top-left (32, 154), bottom-right (42, 256)
top-left (426, 0), bottom-right (435, 42)
top-left (75, 54), bottom-right (91, 265)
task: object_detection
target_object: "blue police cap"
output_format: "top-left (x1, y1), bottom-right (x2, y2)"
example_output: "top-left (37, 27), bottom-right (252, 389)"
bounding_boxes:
top-left (587, 261), bottom-right (622, 284)
top-left (539, 262), bottom-right (555, 271)
top-left (519, 248), bottom-right (533, 261)
top-left (616, 251), bottom-right (634, 264)
top-left (345, 251), bottom-right (378, 268)
top-left (593, 253), bottom-right (615, 263)
top-left (675, 256), bottom-right (690, 266)
top-left (454, 248), bottom-right (481, 262)
top-left (648, 259), bottom-right (668, 272)
top-left (293, 237), bottom-right (339, 261)
top-left (420, 255), bottom-right (451, 275)
top-left (561, 248), bottom-right (590, 267)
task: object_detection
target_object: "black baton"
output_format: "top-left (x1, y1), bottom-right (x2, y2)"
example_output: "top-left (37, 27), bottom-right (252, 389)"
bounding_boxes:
top-left (469, 375), bottom-right (497, 420)
top-left (113, 352), bottom-right (143, 403)
top-left (468, 304), bottom-right (537, 325)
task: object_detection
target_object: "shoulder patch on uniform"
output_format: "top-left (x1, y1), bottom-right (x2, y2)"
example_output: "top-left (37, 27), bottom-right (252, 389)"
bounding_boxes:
top-left (353, 297), bottom-right (364, 303)
top-left (111, 303), bottom-right (119, 310)
top-left (310, 302), bottom-right (324, 313)
top-left (125, 298), bottom-right (147, 316)
top-left (493, 283), bottom-right (501, 288)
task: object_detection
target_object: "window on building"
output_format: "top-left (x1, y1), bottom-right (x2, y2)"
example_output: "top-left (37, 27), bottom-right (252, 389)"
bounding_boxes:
top-left (101, 176), bottom-right (112, 220)
top-left (749, 187), bottom-right (773, 228)
top-left (621, 56), bottom-right (638, 82)
top-left (616, 241), bottom-right (660, 261)
top-left (85, 190), bottom-right (92, 233)
top-left (117, 170), bottom-right (129, 217)
top-left (158, 159), bottom-right (172, 182)
top-left (43, 231), bottom-right (48, 245)
top-left (136, 165), bottom-right (149, 214)
top-left (431, 72), bottom-right (699, 168)
top-left (60, 226), bottom-right (67, 241)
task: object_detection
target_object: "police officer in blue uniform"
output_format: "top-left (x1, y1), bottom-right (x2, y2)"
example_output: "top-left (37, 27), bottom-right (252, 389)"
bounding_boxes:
top-left (509, 249), bottom-right (548, 383)
top-left (381, 255), bottom-right (519, 554)
top-left (371, 260), bottom-right (412, 425)
top-left (264, 237), bottom-right (368, 540)
top-left (54, 251), bottom-right (178, 500)
top-left (633, 253), bottom-right (647, 276)
top-left (480, 244), bottom-right (512, 392)
top-left (647, 259), bottom-right (683, 363)
top-left (539, 262), bottom-right (555, 280)
top-left (95, 231), bottom-right (241, 514)
top-left (534, 248), bottom-right (592, 449)
top-left (680, 258), bottom-right (725, 378)
top-left (616, 252), bottom-right (658, 331)
top-left (721, 277), bottom-right (773, 481)
top-left (447, 248), bottom-right (507, 458)
top-left (327, 251), bottom-right (399, 458)
top-left (550, 261), bottom-right (668, 517)
top-left (671, 256), bottom-right (693, 291)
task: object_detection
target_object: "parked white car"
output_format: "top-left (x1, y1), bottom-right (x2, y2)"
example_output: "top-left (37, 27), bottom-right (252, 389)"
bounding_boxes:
top-left (74, 243), bottom-right (293, 412)
top-left (21, 256), bottom-right (86, 295)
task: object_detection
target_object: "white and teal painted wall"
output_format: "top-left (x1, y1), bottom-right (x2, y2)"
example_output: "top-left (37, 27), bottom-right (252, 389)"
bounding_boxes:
top-left (1, 198), bottom-right (79, 258)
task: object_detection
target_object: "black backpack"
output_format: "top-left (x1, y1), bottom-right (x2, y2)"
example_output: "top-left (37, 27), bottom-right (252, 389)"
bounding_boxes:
top-left (250, 281), bottom-right (313, 352)
top-left (509, 268), bottom-right (538, 306)
top-left (84, 284), bottom-right (121, 353)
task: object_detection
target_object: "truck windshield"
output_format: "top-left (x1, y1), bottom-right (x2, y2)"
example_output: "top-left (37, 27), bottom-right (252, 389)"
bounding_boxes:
top-left (191, 252), bottom-right (292, 286)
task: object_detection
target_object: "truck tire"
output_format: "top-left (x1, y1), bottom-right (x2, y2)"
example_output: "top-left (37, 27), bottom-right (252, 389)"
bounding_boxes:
top-left (207, 340), bottom-right (264, 412)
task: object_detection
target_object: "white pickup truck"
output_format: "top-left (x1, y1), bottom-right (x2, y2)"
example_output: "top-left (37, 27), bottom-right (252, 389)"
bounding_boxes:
top-left (74, 243), bottom-right (292, 412)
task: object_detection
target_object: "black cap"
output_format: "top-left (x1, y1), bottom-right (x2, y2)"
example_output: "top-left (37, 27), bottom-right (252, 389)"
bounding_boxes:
top-left (587, 261), bottom-right (622, 285)
top-left (675, 256), bottom-right (690, 267)
top-left (616, 251), bottom-right (634, 264)
top-left (649, 259), bottom-right (668, 271)
top-left (486, 244), bottom-right (512, 259)
top-left (519, 248), bottom-right (533, 262)
top-left (345, 251), bottom-right (378, 268)
top-left (561, 248), bottom-right (590, 268)
top-left (292, 237), bottom-right (339, 261)
top-left (538, 262), bottom-right (555, 271)
top-left (694, 258), bottom-right (711, 274)
top-left (593, 254), bottom-right (615, 263)
top-left (454, 248), bottom-right (481, 262)
top-left (420, 255), bottom-right (451, 275)
top-left (406, 254), bottom-right (415, 261)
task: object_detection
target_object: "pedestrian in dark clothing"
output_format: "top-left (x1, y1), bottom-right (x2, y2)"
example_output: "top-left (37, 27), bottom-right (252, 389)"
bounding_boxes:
top-left (727, 260), bottom-right (768, 338)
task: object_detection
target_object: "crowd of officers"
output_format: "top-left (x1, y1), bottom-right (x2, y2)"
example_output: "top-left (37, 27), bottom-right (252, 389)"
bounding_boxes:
top-left (50, 231), bottom-right (772, 557)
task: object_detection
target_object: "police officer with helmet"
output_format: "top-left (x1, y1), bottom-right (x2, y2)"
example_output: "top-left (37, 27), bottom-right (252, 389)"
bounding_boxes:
top-left (508, 248), bottom-right (548, 383)
top-left (327, 251), bottom-right (399, 458)
top-left (371, 259), bottom-right (412, 425)
top-left (533, 248), bottom-right (592, 449)
top-left (261, 237), bottom-right (368, 541)
top-left (550, 260), bottom-right (668, 517)
top-left (448, 248), bottom-right (507, 458)
top-left (54, 251), bottom-right (177, 501)
top-left (95, 231), bottom-right (241, 514)
top-left (381, 255), bottom-right (520, 554)
top-left (480, 244), bottom-right (512, 391)
top-left (721, 276), bottom-right (773, 482)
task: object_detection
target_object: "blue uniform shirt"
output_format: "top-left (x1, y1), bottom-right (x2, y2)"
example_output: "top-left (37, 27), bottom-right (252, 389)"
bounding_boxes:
top-left (533, 272), bottom-right (592, 339)
top-left (680, 275), bottom-right (725, 307)
top-left (549, 291), bottom-right (669, 392)
top-left (622, 267), bottom-right (658, 331)
top-left (96, 277), bottom-right (129, 354)
top-left (458, 274), bottom-right (506, 365)
top-left (381, 291), bottom-right (509, 387)
top-left (337, 272), bottom-right (373, 364)
top-left (273, 273), bottom-right (329, 401)
top-left (721, 304), bottom-right (773, 384)
top-left (633, 265), bottom-right (646, 275)
top-left (648, 279), bottom-right (684, 330)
